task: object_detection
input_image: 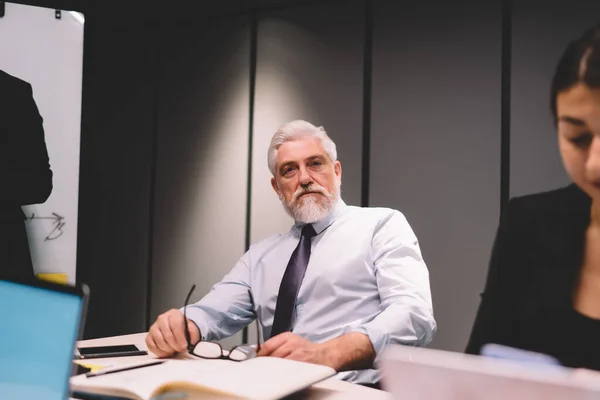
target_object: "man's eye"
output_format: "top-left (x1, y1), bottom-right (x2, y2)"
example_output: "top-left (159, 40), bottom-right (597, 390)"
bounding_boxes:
top-left (282, 167), bottom-right (295, 175)
top-left (570, 134), bottom-right (593, 148)
top-left (311, 161), bottom-right (322, 167)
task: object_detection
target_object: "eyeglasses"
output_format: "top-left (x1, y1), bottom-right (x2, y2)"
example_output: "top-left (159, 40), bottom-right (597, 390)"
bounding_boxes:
top-left (183, 284), bottom-right (262, 362)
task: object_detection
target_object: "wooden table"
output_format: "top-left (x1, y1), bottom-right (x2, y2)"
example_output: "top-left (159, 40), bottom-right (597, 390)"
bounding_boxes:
top-left (72, 333), bottom-right (391, 400)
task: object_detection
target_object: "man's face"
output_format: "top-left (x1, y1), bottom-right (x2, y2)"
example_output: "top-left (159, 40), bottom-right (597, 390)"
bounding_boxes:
top-left (271, 136), bottom-right (342, 223)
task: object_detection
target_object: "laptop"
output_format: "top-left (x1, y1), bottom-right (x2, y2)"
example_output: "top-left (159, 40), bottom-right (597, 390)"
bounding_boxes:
top-left (380, 345), bottom-right (600, 399)
top-left (0, 273), bottom-right (89, 400)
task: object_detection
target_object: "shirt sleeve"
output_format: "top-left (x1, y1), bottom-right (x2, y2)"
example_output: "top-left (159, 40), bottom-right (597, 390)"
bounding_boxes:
top-left (182, 252), bottom-right (255, 342)
top-left (350, 210), bottom-right (436, 363)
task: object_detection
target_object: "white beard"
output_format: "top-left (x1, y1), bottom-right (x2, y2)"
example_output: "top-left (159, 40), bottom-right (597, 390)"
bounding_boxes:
top-left (280, 181), bottom-right (341, 224)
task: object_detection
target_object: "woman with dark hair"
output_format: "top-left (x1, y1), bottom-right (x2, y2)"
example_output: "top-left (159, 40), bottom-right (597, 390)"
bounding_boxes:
top-left (466, 25), bottom-right (600, 370)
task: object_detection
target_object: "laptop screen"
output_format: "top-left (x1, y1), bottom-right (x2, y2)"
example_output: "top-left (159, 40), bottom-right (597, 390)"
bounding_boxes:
top-left (0, 279), bottom-right (84, 400)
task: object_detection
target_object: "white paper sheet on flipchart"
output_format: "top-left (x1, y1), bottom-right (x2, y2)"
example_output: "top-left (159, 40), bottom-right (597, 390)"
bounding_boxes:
top-left (72, 359), bottom-right (235, 400)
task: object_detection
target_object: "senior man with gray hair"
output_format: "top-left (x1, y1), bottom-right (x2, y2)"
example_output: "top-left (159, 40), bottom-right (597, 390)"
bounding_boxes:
top-left (146, 120), bottom-right (435, 388)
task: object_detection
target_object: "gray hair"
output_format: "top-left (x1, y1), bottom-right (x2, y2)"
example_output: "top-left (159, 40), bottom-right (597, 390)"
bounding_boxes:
top-left (267, 120), bottom-right (338, 176)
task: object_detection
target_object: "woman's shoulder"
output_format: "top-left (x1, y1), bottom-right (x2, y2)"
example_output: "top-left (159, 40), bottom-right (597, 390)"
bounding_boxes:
top-left (503, 184), bottom-right (590, 245)
top-left (509, 184), bottom-right (590, 219)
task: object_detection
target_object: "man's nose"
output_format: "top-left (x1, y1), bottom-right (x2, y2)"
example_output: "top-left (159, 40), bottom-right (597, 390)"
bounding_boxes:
top-left (298, 166), bottom-right (313, 186)
top-left (586, 136), bottom-right (600, 184)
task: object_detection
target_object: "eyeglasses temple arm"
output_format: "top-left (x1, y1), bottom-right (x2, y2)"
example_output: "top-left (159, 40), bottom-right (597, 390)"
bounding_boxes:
top-left (247, 289), bottom-right (262, 352)
top-left (184, 284), bottom-right (197, 352)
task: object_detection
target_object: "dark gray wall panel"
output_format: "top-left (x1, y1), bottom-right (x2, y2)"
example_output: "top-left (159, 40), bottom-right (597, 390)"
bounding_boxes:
top-left (77, 21), bottom-right (154, 338)
top-left (251, 1), bottom-right (365, 243)
top-left (370, 0), bottom-right (502, 351)
top-left (510, 0), bottom-right (600, 197)
top-left (150, 17), bottom-right (250, 349)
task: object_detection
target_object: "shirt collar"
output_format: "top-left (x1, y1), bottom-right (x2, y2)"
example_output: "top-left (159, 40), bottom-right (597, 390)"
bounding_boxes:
top-left (292, 198), bottom-right (347, 236)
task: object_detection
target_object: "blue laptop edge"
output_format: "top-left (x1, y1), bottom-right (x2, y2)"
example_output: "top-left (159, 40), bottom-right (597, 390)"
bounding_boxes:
top-left (0, 272), bottom-right (89, 400)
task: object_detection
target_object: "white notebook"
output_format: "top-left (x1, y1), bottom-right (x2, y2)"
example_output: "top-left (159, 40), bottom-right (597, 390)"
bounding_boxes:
top-left (70, 357), bottom-right (336, 400)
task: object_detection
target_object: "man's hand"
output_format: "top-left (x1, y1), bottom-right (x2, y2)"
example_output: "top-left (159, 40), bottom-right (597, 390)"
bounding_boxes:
top-left (257, 332), bottom-right (337, 369)
top-left (145, 309), bottom-right (200, 358)
top-left (258, 331), bottom-right (375, 372)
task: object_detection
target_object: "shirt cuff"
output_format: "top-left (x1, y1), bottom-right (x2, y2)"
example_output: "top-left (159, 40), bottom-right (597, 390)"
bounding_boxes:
top-left (350, 325), bottom-right (391, 366)
top-left (180, 307), bottom-right (211, 342)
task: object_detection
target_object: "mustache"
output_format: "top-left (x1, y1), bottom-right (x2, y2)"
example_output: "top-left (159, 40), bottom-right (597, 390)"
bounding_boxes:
top-left (291, 185), bottom-right (329, 202)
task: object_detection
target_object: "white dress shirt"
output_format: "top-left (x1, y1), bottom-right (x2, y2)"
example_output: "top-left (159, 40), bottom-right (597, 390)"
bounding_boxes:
top-left (185, 199), bottom-right (436, 384)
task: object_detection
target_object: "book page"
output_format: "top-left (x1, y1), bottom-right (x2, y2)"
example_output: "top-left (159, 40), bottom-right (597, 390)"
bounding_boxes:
top-left (71, 359), bottom-right (233, 399)
top-left (154, 357), bottom-right (336, 400)
top-left (71, 357), bottom-right (335, 400)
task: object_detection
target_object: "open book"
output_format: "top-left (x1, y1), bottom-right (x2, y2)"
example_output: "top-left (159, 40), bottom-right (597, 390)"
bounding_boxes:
top-left (70, 357), bottom-right (336, 400)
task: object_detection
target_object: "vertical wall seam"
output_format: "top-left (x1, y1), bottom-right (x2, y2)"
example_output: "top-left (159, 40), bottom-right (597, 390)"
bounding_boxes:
top-left (500, 0), bottom-right (512, 216)
top-left (361, 0), bottom-right (373, 207)
top-left (145, 21), bottom-right (161, 331)
top-left (242, 11), bottom-right (258, 344)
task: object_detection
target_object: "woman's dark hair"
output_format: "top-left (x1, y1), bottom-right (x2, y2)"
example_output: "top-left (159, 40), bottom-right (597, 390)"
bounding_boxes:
top-left (551, 24), bottom-right (600, 120)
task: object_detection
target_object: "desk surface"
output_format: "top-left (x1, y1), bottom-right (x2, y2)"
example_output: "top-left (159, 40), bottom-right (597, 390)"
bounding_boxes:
top-left (72, 332), bottom-right (390, 400)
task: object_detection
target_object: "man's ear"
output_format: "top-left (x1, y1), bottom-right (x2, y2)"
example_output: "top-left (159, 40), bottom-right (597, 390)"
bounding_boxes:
top-left (271, 177), bottom-right (281, 197)
top-left (334, 161), bottom-right (342, 179)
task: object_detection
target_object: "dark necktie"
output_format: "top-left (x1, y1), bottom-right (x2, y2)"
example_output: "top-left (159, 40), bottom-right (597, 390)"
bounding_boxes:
top-left (270, 224), bottom-right (317, 337)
